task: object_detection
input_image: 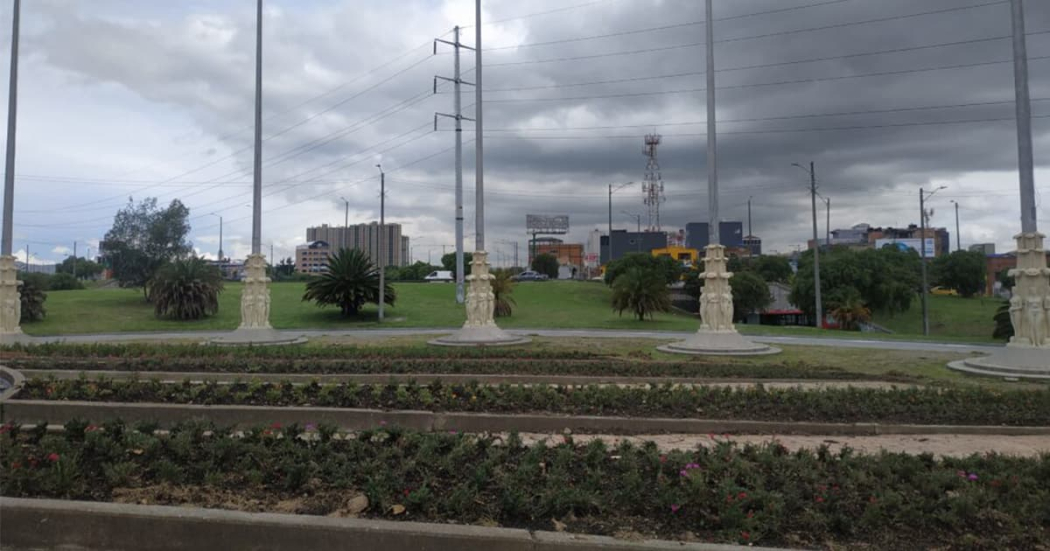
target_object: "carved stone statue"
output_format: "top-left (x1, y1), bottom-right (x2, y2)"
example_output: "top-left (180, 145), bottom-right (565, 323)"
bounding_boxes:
top-left (1025, 296), bottom-right (1046, 347)
top-left (0, 255), bottom-right (23, 335)
top-left (238, 254), bottom-right (273, 330)
top-left (1009, 295), bottom-right (1026, 345)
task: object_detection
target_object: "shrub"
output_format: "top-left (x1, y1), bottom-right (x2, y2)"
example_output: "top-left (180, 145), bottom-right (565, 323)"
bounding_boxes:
top-left (611, 267), bottom-right (671, 320)
top-left (48, 273), bottom-right (84, 291)
top-left (302, 248), bottom-right (394, 316)
top-left (605, 253), bottom-right (681, 286)
top-left (148, 257), bottom-right (224, 320)
top-left (993, 300), bottom-right (1014, 340)
top-left (18, 278), bottom-right (47, 322)
top-left (491, 269), bottom-right (516, 317)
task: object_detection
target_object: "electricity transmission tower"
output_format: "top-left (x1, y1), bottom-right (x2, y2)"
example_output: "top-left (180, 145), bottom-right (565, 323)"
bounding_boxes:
top-left (434, 26), bottom-right (475, 304)
top-left (641, 134), bottom-right (664, 231)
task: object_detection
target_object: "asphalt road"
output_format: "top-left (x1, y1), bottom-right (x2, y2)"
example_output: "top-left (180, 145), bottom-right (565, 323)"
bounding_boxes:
top-left (8, 327), bottom-right (1000, 354)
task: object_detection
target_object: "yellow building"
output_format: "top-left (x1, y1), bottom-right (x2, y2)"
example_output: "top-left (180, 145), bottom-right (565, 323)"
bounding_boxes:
top-left (652, 246), bottom-right (699, 268)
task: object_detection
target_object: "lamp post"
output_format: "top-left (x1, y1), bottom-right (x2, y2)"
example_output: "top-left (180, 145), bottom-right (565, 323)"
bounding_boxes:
top-left (340, 196), bottom-right (349, 251)
top-left (607, 181), bottom-right (634, 260)
top-left (210, 213), bottom-right (224, 261)
top-left (949, 200), bottom-right (961, 251)
top-left (376, 164), bottom-right (385, 323)
top-left (919, 185), bottom-right (947, 336)
top-left (0, 0), bottom-right (24, 342)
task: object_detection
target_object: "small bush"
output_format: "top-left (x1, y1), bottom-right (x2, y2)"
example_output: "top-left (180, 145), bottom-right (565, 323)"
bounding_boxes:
top-left (48, 273), bottom-right (84, 291)
top-left (18, 278), bottom-right (47, 322)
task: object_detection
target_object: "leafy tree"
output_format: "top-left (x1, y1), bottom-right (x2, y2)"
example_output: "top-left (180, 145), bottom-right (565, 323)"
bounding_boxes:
top-left (441, 252), bottom-right (473, 277)
top-left (684, 269), bottom-right (772, 322)
top-left (492, 269), bottom-right (516, 317)
top-left (932, 250), bottom-right (986, 298)
top-left (993, 301), bottom-right (1014, 340)
top-left (100, 198), bottom-right (192, 300)
top-left (791, 246), bottom-right (920, 318)
top-left (611, 267), bottom-right (672, 321)
top-left (149, 257), bottom-right (224, 320)
top-left (391, 261), bottom-right (441, 281)
top-left (752, 255), bottom-right (793, 283)
top-left (604, 253), bottom-right (681, 286)
top-left (273, 257), bottom-right (297, 280)
top-left (531, 253), bottom-right (559, 279)
top-left (729, 271), bottom-right (772, 322)
top-left (18, 276), bottom-right (47, 322)
top-left (302, 248), bottom-right (395, 317)
top-left (56, 256), bottom-right (104, 279)
top-left (826, 287), bottom-right (872, 330)
top-left (49, 273), bottom-right (84, 291)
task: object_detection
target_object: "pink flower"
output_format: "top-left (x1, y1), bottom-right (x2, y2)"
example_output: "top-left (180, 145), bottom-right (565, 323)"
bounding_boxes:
top-left (305, 423), bottom-right (317, 431)
top-left (967, 473), bottom-right (978, 481)
top-left (670, 504), bottom-right (680, 513)
top-left (741, 531), bottom-right (750, 541)
top-left (270, 422), bottom-right (282, 429)
top-left (815, 496), bottom-right (825, 503)
top-left (659, 455), bottom-right (667, 464)
top-left (47, 453), bottom-right (60, 463)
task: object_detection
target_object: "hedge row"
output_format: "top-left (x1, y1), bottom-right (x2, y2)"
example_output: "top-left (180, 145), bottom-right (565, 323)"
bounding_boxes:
top-left (2, 420), bottom-right (1047, 549)
top-left (18, 379), bottom-right (1050, 425)
top-left (5, 356), bottom-right (894, 381)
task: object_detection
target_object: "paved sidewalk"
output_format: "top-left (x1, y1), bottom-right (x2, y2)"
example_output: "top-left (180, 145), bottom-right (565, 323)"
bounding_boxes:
top-left (12, 327), bottom-right (998, 354)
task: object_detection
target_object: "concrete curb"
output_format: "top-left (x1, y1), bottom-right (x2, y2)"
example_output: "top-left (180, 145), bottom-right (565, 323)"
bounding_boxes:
top-left (0, 364), bottom-right (25, 402)
top-left (4, 399), bottom-right (1048, 436)
top-left (0, 497), bottom-right (779, 551)
top-left (15, 368), bottom-right (917, 388)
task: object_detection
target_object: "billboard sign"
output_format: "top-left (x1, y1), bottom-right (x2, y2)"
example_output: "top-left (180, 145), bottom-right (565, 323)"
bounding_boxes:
top-left (875, 238), bottom-right (936, 258)
top-left (526, 214), bottom-right (569, 234)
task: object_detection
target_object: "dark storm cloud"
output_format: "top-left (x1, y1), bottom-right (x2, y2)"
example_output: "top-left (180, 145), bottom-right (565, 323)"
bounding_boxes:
top-left (8, 0), bottom-right (1050, 258)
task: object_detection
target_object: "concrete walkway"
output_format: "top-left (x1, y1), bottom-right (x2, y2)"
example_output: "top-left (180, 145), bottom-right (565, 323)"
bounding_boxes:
top-left (13, 327), bottom-right (998, 354)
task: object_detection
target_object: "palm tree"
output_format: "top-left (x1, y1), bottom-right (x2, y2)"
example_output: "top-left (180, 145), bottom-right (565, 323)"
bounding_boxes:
top-left (302, 248), bottom-right (395, 317)
top-left (827, 291), bottom-right (872, 331)
top-left (492, 269), bottom-right (516, 317)
top-left (611, 267), bottom-right (671, 321)
top-left (149, 257), bottom-right (224, 320)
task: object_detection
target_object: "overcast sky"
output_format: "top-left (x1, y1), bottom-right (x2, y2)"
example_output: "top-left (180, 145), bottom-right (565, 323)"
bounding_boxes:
top-left (2, 0), bottom-right (1048, 265)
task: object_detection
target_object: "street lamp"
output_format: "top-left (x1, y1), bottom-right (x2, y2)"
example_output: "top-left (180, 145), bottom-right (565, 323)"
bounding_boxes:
top-left (210, 213), bottom-right (223, 261)
top-left (792, 162), bottom-right (823, 328)
top-left (607, 181), bottom-right (634, 264)
top-left (340, 196), bottom-right (349, 251)
top-left (376, 164), bottom-right (385, 323)
top-left (919, 185), bottom-right (947, 336)
top-left (949, 199), bottom-right (961, 251)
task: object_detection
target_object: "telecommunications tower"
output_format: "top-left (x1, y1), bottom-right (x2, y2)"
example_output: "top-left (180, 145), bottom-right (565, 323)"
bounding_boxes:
top-left (642, 134), bottom-right (664, 231)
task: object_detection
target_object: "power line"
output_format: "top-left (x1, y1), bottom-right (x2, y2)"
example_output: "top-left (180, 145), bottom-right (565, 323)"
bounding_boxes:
top-left (460, 0), bottom-right (619, 29)
top-left (482, 55), bottom-right (1050, 103)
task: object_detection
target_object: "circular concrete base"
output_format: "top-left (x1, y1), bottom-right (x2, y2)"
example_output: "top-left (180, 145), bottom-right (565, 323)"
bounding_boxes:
top-left (947, 346), bottom-right (1050, 381)
top-left (429, 325), bottom-right (531, 347)
top-left (658, 330), bottom-right (781, 356)
top-left (0, 332), bottom-right (37, 347)
top-left (207, 328), bottom-right (308, 347)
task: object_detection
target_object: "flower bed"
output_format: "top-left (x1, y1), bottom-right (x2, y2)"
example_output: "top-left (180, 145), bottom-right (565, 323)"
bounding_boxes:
top-left (17, 379), bottom-right (1050, 426)
top-left (1, 420), bottom-right (1047, 549)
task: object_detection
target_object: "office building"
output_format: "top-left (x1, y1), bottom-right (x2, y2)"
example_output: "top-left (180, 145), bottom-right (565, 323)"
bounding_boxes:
top-left (600, 230), bottom-right (668, 264)
top-left (685, 222), bottom-right (745, 250)
top-left (306, 223), bottom-right (409, 268)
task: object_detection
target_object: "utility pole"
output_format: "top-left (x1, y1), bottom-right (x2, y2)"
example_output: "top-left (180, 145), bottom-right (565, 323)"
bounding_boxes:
top-left (341, 196), bottom-right (349, 251)
top-left (1, 0), bottom-right (18, 260)
top-left (794, 162), bottom-right (823, 329)
top-left (250, 0), bottom-right (262, 257)
top-left (210, 213), bottom-right (224, 260)
top-left (919, 185), bottom-right (947, 336)
top-left (746, 196), bottom-right (752, 258)
top-left (951, 200), bottom-right (961, 251)
top-left (607, 181), bottom-right (633, 262)
top-left (72, 241), bottom-right (77, 279)
top-left (435, 26), bottom-right (475, 304)
top-left (377, 164), bottom-right (386, 322)
top-left (824, 196), bottom-right (831, 247)
top-left (474, 0), bottom-right (485, 252)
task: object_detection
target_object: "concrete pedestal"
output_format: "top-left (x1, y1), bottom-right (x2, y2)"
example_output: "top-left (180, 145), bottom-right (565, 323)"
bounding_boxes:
top-left (430, 251), bottom-right (530, 347)
top-left (658, 245), bottom-right (779, 356)
top-left (209, 254), bottom-right (306, 347)
top-left (948, 232), bottom-right (1049, 380)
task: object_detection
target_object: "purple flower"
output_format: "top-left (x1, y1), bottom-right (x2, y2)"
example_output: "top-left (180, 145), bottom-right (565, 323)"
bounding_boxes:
top-left (305, 423), bottom-right (317, 432)
top-left (968, 473), bottom-right (978, 481)
top-left (670, 504), bottom-right (681, 513)
top-left (679, 469), bottom-right (689, 477)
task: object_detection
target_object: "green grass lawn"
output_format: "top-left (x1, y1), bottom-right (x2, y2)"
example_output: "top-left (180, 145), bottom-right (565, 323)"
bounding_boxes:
top-left (20, 281), bottom-right (1003, 343)
top-left (872, 294), bottom-right (1001, 342)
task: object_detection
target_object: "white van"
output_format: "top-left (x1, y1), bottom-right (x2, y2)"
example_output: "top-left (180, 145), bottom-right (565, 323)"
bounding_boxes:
top-left (424, 270), bottom-right (454, 282)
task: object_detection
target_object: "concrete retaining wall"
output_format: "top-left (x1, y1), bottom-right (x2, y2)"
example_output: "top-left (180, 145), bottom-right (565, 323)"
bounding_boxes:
top-left (5, 399), bottom-right (1048, 436)
top-left (0, 497), bottom-right (777, 551)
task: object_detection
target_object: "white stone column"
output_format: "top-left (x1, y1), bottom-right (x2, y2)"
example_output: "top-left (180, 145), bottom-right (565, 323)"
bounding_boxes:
top-left (209, 253), bottom-right (304, 346)
top-left (238, 253), bottom-right (272, 331)
top-left (659, 245), bottom-right (779, 356)
top-left (0, 254), bottom-right (23, 337)
top-left (950, 232), bottom-right (1050, 378)
top-left (430, 251), bottom-right (529, 346)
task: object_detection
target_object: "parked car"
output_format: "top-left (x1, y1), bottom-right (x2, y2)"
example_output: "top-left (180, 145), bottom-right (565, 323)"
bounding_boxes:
top-left (930, 286), bottom-right (959, 296)
top-left (512, 270), bottom-right (549, 281)
top-left (423, 270), bottom-right (454, 282)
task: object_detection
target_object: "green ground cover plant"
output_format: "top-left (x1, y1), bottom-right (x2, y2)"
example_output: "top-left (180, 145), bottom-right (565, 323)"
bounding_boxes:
top-left (17, 379), bottom-right (1050, 426)
top-left (2, 420), bottom-right (1047, 549)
